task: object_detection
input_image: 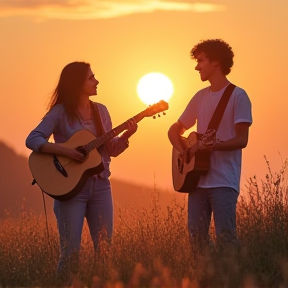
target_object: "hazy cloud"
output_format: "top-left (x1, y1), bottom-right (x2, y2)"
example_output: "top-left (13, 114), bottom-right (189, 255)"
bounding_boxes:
top-left (0, 0), bottom-right (227, 20)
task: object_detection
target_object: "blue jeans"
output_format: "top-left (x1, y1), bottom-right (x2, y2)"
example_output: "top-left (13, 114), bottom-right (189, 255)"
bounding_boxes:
top-left (53, 177), bottom-right (112, 281)
top-left (188, 187), bottom-right (239, 249)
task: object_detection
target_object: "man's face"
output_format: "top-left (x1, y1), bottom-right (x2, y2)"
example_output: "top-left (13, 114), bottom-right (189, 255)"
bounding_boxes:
top-left (194, 52), bottom-right (218, 82)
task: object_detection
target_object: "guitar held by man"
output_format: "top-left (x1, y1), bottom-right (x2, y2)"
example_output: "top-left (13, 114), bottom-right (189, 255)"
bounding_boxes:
top-left (172, 129), bottom-right (216, 192)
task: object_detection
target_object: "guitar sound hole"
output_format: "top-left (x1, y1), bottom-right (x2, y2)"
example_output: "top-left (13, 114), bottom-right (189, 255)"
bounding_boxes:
top-left (53, 156), bottom-right (68, 177)
top-left (177, 157), bottom-right (183, 174)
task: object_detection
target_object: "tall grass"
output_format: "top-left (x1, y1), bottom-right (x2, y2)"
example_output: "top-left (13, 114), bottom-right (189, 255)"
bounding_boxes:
top-left (0, 158), bottom-right (288, 288)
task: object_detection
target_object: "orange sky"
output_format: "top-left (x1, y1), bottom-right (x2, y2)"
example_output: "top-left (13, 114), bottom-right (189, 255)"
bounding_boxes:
top-left (0, 0), bottom-right (287, 193)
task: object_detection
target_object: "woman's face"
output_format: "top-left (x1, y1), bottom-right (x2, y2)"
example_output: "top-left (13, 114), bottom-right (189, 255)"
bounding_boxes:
top-left (81, 67), bottom-right (99, 97)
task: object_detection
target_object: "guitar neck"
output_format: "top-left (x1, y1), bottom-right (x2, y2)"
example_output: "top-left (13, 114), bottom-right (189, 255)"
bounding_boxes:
top-left (84, 111), bottom-right (146, 152)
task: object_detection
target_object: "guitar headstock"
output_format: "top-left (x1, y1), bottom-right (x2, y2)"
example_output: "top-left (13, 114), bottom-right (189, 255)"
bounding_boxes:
top-left (145, 100), bottom-right (169, 118)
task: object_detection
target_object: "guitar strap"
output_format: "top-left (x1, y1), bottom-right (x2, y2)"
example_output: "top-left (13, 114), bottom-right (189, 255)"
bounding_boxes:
top-left (206, 83), bottom-right (236, 132)
top-left (90, 100), bottom-right (105, 136)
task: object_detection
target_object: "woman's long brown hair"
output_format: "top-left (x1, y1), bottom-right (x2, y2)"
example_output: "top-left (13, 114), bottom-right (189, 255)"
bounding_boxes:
top-left (47, 61), bottom-right (90, 120)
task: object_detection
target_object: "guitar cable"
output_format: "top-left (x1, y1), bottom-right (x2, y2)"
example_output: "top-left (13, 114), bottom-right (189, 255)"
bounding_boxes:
top-left (41, 191), bottom-right (50, 240)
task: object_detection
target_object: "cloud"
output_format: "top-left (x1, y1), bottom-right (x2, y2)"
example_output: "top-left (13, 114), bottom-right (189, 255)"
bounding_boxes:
top-left (0, 0), bottom-right (227, 20)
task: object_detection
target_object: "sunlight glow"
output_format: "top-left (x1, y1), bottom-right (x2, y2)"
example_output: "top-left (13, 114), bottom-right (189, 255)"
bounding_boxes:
top-left (137, 72), bottom-right (174, 105)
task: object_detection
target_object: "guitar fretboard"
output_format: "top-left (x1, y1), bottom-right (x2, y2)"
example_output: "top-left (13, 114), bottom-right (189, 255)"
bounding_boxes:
top-left (83, 120), bottom-right (129, 152)
top-left (80, 100), bottom-right (168, 153)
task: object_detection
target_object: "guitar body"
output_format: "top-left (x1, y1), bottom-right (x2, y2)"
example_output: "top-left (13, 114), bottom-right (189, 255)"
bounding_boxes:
top-left (172, 132), bottom-right (210, 192)
top-left (29, 130), bottom-right (104, 201)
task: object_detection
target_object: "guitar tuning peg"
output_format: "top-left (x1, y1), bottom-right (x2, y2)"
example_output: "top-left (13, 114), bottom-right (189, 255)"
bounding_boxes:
top-left (158, 114), bottom-right (161, 117)
top-left (163, 112), bottom-right (166, 115)
top-left (153, 115), bottom-right (156, 119)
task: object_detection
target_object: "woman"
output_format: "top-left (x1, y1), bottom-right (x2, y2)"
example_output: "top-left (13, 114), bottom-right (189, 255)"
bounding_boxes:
top-left (26, 61), bottom-right (138, 284)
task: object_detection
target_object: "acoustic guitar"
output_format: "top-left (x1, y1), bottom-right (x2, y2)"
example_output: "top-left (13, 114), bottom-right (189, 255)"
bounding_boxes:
top-left (29, 100), bottom-right (169, 201)
top-left (172, 129), bottom-right (215, 192)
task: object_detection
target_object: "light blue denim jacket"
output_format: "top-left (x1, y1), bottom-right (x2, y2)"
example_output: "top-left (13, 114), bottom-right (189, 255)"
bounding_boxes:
top-left (25, 102), bottom-right (128, 178)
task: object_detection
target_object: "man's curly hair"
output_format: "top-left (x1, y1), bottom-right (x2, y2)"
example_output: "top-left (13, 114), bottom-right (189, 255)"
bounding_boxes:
top-left (190, 39), bottom-right (234, 75)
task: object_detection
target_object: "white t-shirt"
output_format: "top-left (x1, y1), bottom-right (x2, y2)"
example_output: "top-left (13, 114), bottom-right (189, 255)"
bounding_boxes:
top-left (178, 84), bottom-right (252, 192)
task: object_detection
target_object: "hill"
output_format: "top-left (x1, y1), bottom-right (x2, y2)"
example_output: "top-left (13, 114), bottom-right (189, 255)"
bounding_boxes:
top-left (0, 141), bottom-right (181, 220)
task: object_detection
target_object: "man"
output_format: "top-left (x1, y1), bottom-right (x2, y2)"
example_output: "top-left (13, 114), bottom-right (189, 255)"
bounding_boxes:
top-left (168, 39), bottom-right (252, 249)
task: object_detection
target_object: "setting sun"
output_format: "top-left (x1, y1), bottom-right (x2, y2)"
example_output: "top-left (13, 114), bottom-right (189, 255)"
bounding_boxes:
top-left (136, 72), bottom-right (174, 105)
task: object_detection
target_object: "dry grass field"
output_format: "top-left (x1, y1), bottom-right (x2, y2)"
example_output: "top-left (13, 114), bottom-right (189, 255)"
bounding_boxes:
top-left (0, 158), bottom-right (288, 288)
